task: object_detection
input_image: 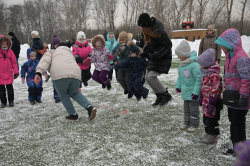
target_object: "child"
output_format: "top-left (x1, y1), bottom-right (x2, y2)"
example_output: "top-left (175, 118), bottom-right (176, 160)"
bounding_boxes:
top-left (116, 41), bottom-right (149, 101)
top-left (215, 28), bottom-right (250, 155)
top-left (112, 31), bottom-right (133, 98)
top-left (0, 36), bottom-right (19, 108)
top-left (72, 31), bottom-right (93, 87)
top-left (197, 48), bottom-right (223, 144)
top-left (84, 35), bottom-right (113, 90)
top-left (21, 49), bottom-right (43, 104)
top-left (34, 34), bottom-right (97, 121)
top-left (175, 40), bottom-right (202, 133)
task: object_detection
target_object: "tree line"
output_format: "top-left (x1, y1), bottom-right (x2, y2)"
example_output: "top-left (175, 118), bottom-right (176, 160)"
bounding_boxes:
top-left (0, 0), bottom-right (249, 44)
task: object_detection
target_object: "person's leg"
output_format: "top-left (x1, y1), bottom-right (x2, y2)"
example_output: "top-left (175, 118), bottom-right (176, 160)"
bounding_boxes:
top-left (145, 70), bottom-right (165, 94)
top-left (27, 81), bottom-right (36, 102)
top-left (6, 84), bottom-right (14, 104)
top-left (35, 82), bottom-right (43, 102)
top-left (116, 69), bottom-right (127, 90)
top-left (129, 77), bottom-right (140, 100)
top-left (183, 101), bottom-right (190, 127)
top-left (53, 86), bottom-right (60, 102)
top-left (0, 85), bottom-right (7, 105)
top-left (133, 73), bottom-right (149, 98)
top-left (205, 109), bottom-right (221, 135)
top-left (108, 65), bottom-right (114, 80)
top-left (82, 69), bottom-right (92, 83)
top-left (92, 70), bottom-right (103, 84)
top-left (189, 100), bottom-right (200, 128)
top-left (16, 58), bottom-right (19, 71)
top-left (53, 78), bottom-right (77, 115)
top-left (99, 70), bottom-right (110, 86)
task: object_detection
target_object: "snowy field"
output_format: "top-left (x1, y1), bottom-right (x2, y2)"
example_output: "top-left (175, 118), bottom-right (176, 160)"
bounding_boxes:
top-left (0, 37), bottom-right (250, 165)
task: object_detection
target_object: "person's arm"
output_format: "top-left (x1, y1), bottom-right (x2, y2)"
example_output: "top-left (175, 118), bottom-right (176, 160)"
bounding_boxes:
top-left (35, 51), bottom-right (53, 76)
top-left (9, 50), bottom-right (19, 74)
top-left (191, 63), bottom-right (202, 96)
top-left (198, 38), bottom-right (204, 56)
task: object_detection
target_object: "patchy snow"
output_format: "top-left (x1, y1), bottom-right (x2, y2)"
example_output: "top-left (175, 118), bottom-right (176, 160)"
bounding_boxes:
top-left (0, 37), bottom-right (250, 165)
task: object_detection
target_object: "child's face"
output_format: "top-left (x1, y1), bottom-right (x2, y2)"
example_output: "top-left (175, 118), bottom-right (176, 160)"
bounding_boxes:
top-left (119, 40), bottom-right (126, 44)
top-left (1, 41), bottom-right (8, 48)
top-left (130, 53), bottom-right (137, 57)
top-left (178, 56), bottom-right (188, 61)
top-left (30, 54), bottom-right (36, 60)
top-left (109, 34), bottom-right (114, 39)
top-left (78, 38), bottom-right (85, 43)
top-left (221, 46), bottom-right (228, 54)
top-left (207, 30), bottom-right (213, 35)
top-left (31, 34), bottom-right (36, 39)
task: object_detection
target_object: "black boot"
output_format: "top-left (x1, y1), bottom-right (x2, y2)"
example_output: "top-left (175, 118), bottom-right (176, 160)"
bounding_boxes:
top-left (159, 90), bottom-right (172, 106)
top-left (152, 94), bottom-right (162, 107)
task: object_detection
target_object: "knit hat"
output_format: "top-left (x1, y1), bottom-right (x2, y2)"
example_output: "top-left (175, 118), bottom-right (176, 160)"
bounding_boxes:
top-left (175, 40), bottom-right (191, 57)
top-left (8, 32), bottom-right (15, 37)
top-left (31, 30), bottom-right (39, 36)
top-left (77, 31), bottom-right (86, 40)
top-left (52, 34), bottom-right (61, 46)
top-left (130, 45), bottom-right (140, 55)
top-left (207, 24), bottom-right (215, 32)
top-left (197, 48), bottom-right (215, 68)
top-left (138, 13), bottom-right (151, 27)
top-left (234, 140), bottom-right (250, 166)
top-left (118, 31), bottom-right (128, 41)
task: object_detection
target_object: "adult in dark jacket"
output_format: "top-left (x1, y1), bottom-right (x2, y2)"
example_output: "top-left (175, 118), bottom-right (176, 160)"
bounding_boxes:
top-left (138, 13), bottom-right (172, 107)
top-left (8, 32), bottom-right (20, 70)
top-left (31, 30), bottom-right (44, 61)
top-left (65, 40), bottom-right (72, 48)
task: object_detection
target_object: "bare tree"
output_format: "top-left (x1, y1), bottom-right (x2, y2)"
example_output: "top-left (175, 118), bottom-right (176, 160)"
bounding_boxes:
top-left (226, 0), bottom-right (234, 28)
top-left (195, 0), bottom-right (209, 28)
top-left (172, 0), bottom-right (189, 29)
top-left (240, 0), bottom-right (248, 35)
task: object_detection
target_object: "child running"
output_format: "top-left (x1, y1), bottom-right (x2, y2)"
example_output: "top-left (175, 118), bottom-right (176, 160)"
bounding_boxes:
top-left (175, 40), bottom-right (202, 133)
top-left (21, 49), bottom-right (43, 104)
top-left (0, 35), bottom-right (19, 108)
top-left (197, 48), bottom-right (223, 144)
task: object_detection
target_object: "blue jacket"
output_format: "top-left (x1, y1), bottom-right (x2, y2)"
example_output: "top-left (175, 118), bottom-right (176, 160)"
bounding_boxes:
top-left (106, 32), bottom-right (118, 64)
top-left (21, 59), bottom-right (40, 82)
top-left (176, 51), bottom-right (202, 100)
top-left (117, 57), bottom-right (148, 74)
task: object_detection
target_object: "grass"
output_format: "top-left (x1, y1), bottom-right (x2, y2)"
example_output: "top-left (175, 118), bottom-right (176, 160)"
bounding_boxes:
top-left (0, 56), bottom-right (245, 166)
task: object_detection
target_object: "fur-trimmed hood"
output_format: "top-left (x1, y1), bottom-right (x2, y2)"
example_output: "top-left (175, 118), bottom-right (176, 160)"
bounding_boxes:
top-left (127, 41), bottom-right (143, 58)
top-left (91, 35), bottom-right (106, 49)
top-left (0, 35), bottom-right (12, 49)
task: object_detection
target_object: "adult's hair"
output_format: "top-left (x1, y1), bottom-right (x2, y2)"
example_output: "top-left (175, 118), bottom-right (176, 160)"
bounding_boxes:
top-left (142, 27), bottom-right (161, 44)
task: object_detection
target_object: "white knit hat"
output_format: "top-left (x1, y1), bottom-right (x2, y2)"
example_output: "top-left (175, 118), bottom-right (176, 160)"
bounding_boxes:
top-left (31, 30), bottom-right (39, 36)
top-left (175, 40), bottom-right (191, 57)
top-left (77, 31), bottom-right (86, 40)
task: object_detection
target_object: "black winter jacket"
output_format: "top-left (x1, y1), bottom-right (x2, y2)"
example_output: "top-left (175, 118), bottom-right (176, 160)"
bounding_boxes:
top-left (11, 36), bottom-right (20, 59)
top-left (31, 38), bottom-right (44, 60)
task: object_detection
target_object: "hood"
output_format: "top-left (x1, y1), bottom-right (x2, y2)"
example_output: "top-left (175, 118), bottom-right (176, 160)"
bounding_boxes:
top-left (106, 32), bottom-right (117, 42)
top-left (0, 36), bottom-right (12, 49)
top-left (91, 35), bottom-right (106, 49)
top-left (189, 51), bottom-right (198, 61)
top-left (215, 28), bottom-right (242, 58)
top-left (208, 61), bottom-right (221, 74)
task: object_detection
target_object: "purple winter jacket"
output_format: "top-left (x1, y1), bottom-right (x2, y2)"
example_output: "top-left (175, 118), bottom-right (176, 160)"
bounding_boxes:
top-left (219, 28), bottom-right (250, 110)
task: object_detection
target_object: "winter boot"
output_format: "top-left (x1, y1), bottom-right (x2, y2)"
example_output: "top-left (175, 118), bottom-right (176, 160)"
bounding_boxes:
top-left (87, 105), bottom-right (97, 121)
top-left (201, 134), bottom-right (218, 144)
top-left (128, 92), bottom-right (133, 99)
top-left (102, 84), bottom-right (106, 89)
top-left (107, 84), bottom-right (111, 90)
top-left (83, 82), bottom-right (88, 87)
top-left (9, 101), bottom-right (14, 107)
top-left (152, 94), bottom-right (162, 107)
top-left (65, 113), bottom-right (78, 121)
top-left (1, 103), bottom-right (7, 108)
top-left (159, 90), bottom-right (172, 106)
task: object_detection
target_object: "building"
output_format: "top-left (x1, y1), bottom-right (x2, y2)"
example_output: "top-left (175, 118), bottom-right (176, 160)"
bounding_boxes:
top-left (172, 29), bottom-right (217, 42)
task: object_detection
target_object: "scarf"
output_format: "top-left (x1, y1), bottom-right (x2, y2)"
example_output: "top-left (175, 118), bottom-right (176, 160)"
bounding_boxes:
top-left (179, 58), bottom-right (194, 66)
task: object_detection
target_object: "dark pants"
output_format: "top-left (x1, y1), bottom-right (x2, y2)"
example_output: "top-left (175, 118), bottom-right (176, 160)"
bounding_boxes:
top-left (81, 69), bottom-right (92, 83)
top-left (117, 69), bottom-right (130, 91)
top-left (203, 99), bottom-right (223, 135)
top-left (129, 72), bottom-right (149, 99)
top-left (92, 70), bottom-right (110, 86)
top-left (108, 64), bottom-right (118, 80)
top-left (53, 86), bottom-right (59, 100)
top-left (228, 107), bottom-right (248, 145)
top-left (0, 84), bottom-right (14, 104)
top-left (27, 81), bottom-right (43, 102)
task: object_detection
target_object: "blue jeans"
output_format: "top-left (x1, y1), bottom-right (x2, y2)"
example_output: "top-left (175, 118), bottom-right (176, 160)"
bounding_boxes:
top-left (53, 78), bottom-right (91, 115)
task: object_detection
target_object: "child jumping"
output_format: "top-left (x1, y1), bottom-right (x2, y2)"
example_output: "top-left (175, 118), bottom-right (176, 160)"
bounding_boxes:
top-left (21, 49), bottom-right (43, 104)
top-left (116, 41), bottom-right (149, 101)
top-left (0, 35), bottom-right (19, 108)
top-left (72, 31), bottom-right (93, 87)
top-left (84, 35), bottom-right (113, 90)
top-left (175, 40), bottom-right (202, 133)
top-left (197, 48), bottom-right (223, 144)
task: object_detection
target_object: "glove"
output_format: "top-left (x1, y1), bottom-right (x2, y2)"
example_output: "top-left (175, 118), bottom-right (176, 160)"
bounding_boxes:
top-left (239, 96), bottom-right (248, 107)
top-left (21, 77), bottom-right (25, 84)
top-left (191, 94), bottom-right (199, 100)
top-left (206, 104), bottom-right (215, 115)
top-left (108, 55), bottom-right (114, 60)
top-left (176, 88), bottom-right (181, 93)
top-left (14, 74), bottom-right (19, 79)
top-left (83, 58), bottom-right (91, 64)
top-left (209, 96), bottom-right (218, 105)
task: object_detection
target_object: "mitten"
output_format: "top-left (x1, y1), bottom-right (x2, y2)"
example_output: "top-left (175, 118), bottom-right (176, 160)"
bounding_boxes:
top-left (21, 77), bottom-right (25, 84)
top-left (176, 88), bottom-right (181, 93)
top-left (83, 58), bottom-right (91, 64)
top-left (209, 96), bottom-right (218, 105)
top-left (191, 94), bottom-right (199, 100)
top-left (239, 95), bottom-right (248, 107)
top-left (76, 56), bottom-right (84, 63)
top-left (206, 104), bottom-right (215, 115)
top-left (108, 55), bottom-right (114, 60)
top-left (14, 74), bottom-right (19, 79)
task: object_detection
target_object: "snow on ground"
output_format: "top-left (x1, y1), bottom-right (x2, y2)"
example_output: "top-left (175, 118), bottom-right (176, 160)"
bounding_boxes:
top-left (0, 37), bottom-right (250, 165)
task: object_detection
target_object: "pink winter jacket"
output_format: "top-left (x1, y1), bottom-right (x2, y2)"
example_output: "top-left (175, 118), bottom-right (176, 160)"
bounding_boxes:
top-left (0, 36), bottom-right (19, 85)
top-left (72, 40), bottom-right (93, 70)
